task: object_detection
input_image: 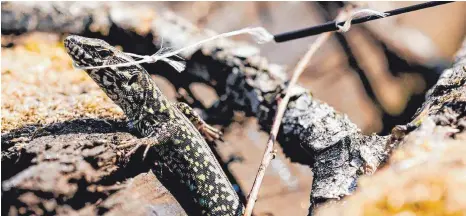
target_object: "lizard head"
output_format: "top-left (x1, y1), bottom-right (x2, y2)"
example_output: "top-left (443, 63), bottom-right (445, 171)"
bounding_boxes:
top-left (64, 35), bottom-right (149, 119)
top-left (64, 35), bottom-right (116, 67)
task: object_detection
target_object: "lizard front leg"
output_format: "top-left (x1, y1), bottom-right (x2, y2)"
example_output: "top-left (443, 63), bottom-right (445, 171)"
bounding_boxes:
top-left (119, 122), bottom-right (176, 159)
top-left (174, 102), bottom-right (223, 142)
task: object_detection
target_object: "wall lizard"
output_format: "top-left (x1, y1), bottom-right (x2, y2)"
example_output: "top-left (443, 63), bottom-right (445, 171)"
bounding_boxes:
top-left (64, 35), bottom-right (244, 216)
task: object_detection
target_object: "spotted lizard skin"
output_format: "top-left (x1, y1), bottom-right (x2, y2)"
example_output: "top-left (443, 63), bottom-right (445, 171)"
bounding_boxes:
top-left (64, 35), bottom-right (244, 216)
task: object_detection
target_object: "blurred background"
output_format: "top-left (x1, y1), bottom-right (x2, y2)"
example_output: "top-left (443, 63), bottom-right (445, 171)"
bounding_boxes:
top-left (2, 1), bottom-right (465, 216)
top-left (156, 2), bottom-right (465, 214)
top-left (161, 2), bottom-right (466, 215)
top-left (158, 1), bottom-right (465, 134)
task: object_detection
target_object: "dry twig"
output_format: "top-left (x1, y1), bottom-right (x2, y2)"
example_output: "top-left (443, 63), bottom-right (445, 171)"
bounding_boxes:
top-left (242, 9), bottom-right (349, 216)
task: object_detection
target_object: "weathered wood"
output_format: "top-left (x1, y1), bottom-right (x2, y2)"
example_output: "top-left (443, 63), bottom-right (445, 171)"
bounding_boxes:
top-left (314, 38), bottom-right (466, 215)
top-left (2, 119), bottom-right (186, 215)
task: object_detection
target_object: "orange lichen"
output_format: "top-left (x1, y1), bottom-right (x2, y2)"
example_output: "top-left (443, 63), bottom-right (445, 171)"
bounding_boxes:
top-left (1, 33), bottom-right (124, 132)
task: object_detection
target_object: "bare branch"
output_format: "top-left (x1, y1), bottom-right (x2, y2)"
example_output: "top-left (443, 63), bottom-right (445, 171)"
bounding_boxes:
top-left (243, 25), bottom-right (335, 216)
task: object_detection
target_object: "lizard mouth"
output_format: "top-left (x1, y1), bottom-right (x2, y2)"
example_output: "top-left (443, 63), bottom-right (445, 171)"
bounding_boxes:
top-left (64, 36), bottom-right (101, 68)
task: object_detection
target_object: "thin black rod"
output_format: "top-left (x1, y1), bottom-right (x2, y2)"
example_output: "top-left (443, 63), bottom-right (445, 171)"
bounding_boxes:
top-left (274, 1), bottom-right (455, 43)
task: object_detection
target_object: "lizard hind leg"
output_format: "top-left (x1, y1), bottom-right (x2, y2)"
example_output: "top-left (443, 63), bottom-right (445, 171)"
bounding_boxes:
top-left (174, 102), bottom-right (223, 142)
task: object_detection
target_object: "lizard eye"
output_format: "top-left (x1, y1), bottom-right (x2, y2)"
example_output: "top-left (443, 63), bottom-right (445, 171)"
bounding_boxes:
top-left (127, 74), bottom-right (138, 85)
top-left (98, 49), bottom-right (112, 57)
top-left (105, 75), bottom-right (115, 83)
